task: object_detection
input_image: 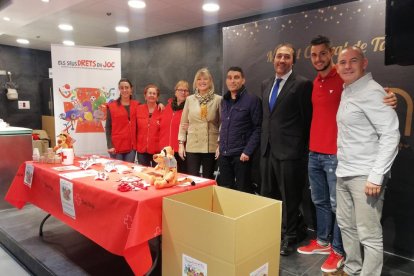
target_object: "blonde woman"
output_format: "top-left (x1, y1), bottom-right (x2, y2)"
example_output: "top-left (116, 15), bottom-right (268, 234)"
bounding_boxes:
top-left (178, 68), bottom-right (221, 179)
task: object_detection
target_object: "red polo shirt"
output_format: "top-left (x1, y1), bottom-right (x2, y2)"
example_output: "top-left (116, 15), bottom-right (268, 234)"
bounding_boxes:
top-left (309, 67), bottom-right (344, 154)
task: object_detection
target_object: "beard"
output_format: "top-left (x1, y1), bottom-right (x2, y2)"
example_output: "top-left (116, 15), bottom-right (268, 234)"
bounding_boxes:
top-left (314, 61), bottom-right (331, 72)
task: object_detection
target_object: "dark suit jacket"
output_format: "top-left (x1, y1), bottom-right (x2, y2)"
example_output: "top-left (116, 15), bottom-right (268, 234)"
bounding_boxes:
top-left (260, 71), bottom-right (313, 160)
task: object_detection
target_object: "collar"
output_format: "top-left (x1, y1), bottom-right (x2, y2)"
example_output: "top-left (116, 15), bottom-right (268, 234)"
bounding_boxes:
top-left (276, 69), bottom-right (293, 82)
top-left (343, 72), bottom-right (372, 92)
top-left (223, 85), bottom-right (246, 101)
top-left (316, 67), bottom-right (337, 82)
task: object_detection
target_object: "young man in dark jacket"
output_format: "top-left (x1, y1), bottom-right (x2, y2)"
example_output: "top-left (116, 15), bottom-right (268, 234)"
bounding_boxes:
top-left (217, 66), bottom-right (262, 193)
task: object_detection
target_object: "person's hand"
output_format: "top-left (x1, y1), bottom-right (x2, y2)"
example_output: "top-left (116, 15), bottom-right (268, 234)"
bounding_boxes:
top-left (178, 144), bottom-right (186, 160)
top-left (108, 148), bottom-right (116, 154)
top-left (215, 146), bottom-right (220, 160)
top-left (383, 87), bottom-right (397, 109)
top-left (157, 102), bottom-right (165, 111)
top-left (365, 181), bottom-right (381, 197)
top-left (240, 153), bottom-right (250, 162)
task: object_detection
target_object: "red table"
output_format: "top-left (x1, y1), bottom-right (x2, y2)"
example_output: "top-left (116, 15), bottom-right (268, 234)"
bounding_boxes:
top-left (5, 160), bottom-right (215, 275)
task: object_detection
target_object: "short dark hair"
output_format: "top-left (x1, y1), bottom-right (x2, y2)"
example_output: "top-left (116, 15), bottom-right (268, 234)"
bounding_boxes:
top-left (274, 43), bottom-right (296, 64)
top-left (227, 66), bottom-right (244, 78)
top-left (310, 35), bottom-right (331, 48)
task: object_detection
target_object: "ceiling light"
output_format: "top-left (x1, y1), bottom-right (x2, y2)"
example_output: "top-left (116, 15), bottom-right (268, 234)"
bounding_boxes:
top-left (202, 3), bottom-right (220, 12)
top-left (115, 26), bottom-right (129, 33)
top-left (41, 0), bottom-right (50, 3)
top-left (58, 24), bottom-right (73, 31)
top-left (63, 40), bottom-right (75, 46)
top-left (3, 17), bottom-right (11, 21)
top-left (16, 39), bottom-right (30, 44)
top-left (128, 0), bottom-right (146, 9)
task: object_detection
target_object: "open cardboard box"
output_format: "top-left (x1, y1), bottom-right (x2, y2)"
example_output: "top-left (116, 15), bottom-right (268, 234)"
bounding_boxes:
top-left (162, 185), bottom-right (282, 276)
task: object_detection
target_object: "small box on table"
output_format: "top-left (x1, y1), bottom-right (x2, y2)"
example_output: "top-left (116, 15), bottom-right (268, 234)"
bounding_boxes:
top-left (162, 185), bottom-right (282, 276)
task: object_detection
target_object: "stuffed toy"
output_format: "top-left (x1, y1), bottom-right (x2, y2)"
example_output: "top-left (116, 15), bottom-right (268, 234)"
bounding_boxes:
top-left (136, 146), bottom-right (193, 189)
top-left (53, 132), bottom-right (74, 153)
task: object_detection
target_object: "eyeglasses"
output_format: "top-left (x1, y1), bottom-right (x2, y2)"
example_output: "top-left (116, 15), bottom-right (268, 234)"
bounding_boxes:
top-left (176, 89), bottom-right (189, 93)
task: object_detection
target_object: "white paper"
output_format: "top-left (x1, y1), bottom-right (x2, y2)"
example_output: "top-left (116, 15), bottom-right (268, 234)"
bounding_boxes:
top-left (52, 165), bottom-right (80, 171)
top-left (59, 169), bottom-right (98, 180)
top-left (60, 178), bottom-right (76, 219)
top-left (182, 254), bottom-right (207, 276)
top-left (24, 164), bottom-right (34, 188)
top-left (250, 263), bottom-right (269, 276)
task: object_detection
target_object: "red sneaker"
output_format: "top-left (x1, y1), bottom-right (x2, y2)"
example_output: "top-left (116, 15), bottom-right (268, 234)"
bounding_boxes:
top-left (297, 239), bottom-right (331, 255)
top-left (321, 250), bottom-right (345, 273)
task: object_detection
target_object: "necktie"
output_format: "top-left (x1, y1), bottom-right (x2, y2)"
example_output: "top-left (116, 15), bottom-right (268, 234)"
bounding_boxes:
top-left (269, 78), bottom-right (282, 112)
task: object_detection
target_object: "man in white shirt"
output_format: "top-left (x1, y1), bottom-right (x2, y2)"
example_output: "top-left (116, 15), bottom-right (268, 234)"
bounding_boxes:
top-left (336, 46), bottom-right (400, 276)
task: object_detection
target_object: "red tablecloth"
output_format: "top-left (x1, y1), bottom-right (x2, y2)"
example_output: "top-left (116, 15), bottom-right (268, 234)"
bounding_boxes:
top-left (5, 160), bottom-right (215, 275)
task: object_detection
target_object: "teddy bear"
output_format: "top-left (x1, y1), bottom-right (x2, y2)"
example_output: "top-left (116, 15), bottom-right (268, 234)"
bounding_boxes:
top-left (136, 146), bottom-right (193, 189)
top-left (53, 132), bottom-right (74, 153)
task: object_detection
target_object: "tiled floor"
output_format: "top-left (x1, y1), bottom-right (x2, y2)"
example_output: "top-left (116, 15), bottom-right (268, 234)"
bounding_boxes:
top-left (0, 205), bottom-right (413, 276)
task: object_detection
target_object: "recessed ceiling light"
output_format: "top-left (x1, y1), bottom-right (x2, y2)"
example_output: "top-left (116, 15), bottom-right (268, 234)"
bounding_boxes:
top-left (41, 0), bottom-right (50, 3)
top-left (3, 17), bottom-right (11, 21)
top-left (16, 39), bottom-right (30, 44)
top-left (202, 3), bottom-right (220, 12)
top-left (128, 0), bottom-right (146, 9)
top-left (63, 40), bottom-right (75, 46)
top-left (58, 24), bottom-right (73, 31)
top-left (115, 26), bottom-right (130, 33)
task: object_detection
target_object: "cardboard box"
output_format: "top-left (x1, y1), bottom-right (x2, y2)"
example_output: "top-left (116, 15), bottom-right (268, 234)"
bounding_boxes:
top-left (42, 115), bottom-right (55, 147)
top-left (162, 186), bottom-right (282, 276)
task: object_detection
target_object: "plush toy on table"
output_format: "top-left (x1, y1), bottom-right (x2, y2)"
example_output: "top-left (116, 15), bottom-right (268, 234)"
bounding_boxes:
top-left (53, 132), bottom-right (74, 153)
top-left (136, 146), bottom-right (194, 189)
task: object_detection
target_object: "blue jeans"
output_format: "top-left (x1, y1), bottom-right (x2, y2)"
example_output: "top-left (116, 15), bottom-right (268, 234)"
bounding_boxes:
top-left (110, 150), bottom-right (136, 163)
top-left (308, 151), bottom-right (344, 255)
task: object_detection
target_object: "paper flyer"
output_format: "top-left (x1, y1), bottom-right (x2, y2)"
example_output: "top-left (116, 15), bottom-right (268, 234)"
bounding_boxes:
top-left (59, 169), bottom-right (98, 180)
top-left (24, 164), bottom-right (34, 188)
top-left (60, 178), bottom-right (76, 219)
top-left (52, 165), bottom-right (80, 171)
top-left (250, 263), bottom-right (269, 276)
top-left (182, 254), bottom-right (207, 276)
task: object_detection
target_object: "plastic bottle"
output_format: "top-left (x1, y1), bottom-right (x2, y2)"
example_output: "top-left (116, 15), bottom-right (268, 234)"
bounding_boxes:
top-left (32, 148), bottom-right (40, 162)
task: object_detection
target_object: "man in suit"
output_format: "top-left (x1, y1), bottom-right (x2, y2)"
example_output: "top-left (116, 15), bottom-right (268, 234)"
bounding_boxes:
top-left (260, 43), bottom-right (313, 256)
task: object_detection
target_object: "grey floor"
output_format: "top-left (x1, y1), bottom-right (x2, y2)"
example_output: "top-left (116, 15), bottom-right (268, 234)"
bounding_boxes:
top-left (0, 204), bottom-right (413, 276)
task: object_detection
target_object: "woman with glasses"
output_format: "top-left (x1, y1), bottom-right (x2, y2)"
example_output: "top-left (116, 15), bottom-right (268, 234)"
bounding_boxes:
top-left (178, 68), bottom-right (222, 179)
top-left (159, 80), bottom-right (190, 173)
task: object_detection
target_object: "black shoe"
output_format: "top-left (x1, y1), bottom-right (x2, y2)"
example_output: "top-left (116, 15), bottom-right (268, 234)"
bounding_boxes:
top-left (280, 238), bottom-right (294, 256)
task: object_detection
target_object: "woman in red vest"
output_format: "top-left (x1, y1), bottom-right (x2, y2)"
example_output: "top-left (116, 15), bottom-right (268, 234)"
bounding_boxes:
top-left (105, 78), bottom-right (139, 162)
top-left (134, 84), bottom-right (162, 167)
top-left (159, 80), bottom-right (190, 173)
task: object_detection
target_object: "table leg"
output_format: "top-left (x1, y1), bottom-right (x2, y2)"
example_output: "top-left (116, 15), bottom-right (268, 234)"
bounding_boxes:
top-left (145, 236), bottom-right (161, 276)
top-left (39, 214), bottom-right (51, 237)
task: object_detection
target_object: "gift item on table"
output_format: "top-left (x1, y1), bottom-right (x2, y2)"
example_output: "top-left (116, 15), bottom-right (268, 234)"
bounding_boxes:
top-left (115, 164), bottom-right (132, 174)
top-left (95, 171), bottom-right (109, 181)
top-left (117, 176), bottom-right (150, 192)
top-left (104, 161), bottom-right (117, 172)
top-left (61, 148), bottom-right (75, 165)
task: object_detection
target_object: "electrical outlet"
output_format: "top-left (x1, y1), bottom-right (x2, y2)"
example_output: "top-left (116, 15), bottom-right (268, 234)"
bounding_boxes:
top-left (18, 101), bottom-right (30, 109)
top-left (0, 70), bottom-right (7, 75)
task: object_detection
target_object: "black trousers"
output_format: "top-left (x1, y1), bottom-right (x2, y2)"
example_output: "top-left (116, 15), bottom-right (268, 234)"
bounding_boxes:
top-left (137, 152), bottom-right (155, 167)
top-left (260, 150), bottom-right (307, 242)
top-left (218, 155), bottom-right (253, 193)
top-left (175, 152), bottom-right (187, 174)
top-left (186, 152), bottom-right (216, 179)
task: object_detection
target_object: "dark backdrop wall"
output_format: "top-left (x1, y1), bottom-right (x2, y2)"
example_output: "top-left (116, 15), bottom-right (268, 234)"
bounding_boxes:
top-left (223, 0), bottom-right (414, 258)
top-left (0, 45), bottom-right (51, 129)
